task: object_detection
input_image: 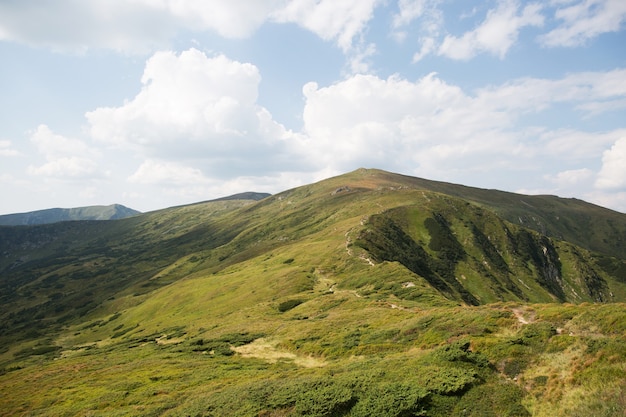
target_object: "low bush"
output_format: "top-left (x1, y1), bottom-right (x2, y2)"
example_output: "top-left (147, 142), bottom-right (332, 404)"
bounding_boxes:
top-left (278, 299), bottom-right (304, 312)
top-left (452, 382), bottom-right (530, 416)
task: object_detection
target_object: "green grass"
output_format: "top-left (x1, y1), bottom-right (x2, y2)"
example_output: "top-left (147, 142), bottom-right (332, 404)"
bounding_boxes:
top-left (1, 168), bottom-right (626, 415)
top-left (4, 300), bottom-right (626, 416)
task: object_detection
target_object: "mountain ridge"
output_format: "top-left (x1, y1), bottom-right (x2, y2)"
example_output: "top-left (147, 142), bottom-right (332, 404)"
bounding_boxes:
top-left (0, 203), bottom-right (141, 226)
top-left (1, 168), bottom-right (626, 416)
top-left (341, 168), bottom-right (626, 259)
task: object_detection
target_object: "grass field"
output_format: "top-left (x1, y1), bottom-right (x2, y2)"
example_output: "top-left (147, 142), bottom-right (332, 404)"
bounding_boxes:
top-left (1, 168), bottom-right (626, 416)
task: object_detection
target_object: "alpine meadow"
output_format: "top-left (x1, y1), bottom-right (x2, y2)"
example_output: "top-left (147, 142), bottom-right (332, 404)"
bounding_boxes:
top-left (2, 168), bottom-right (626, 416)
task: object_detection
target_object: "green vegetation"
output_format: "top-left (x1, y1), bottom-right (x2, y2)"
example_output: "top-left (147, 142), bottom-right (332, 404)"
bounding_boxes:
top-left (0, 203), bottom-right (140, 226)
top-left (1, 168), bottom-right (626, 416)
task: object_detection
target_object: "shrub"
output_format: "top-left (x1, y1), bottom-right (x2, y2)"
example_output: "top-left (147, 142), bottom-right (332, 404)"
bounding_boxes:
top-left (452, 382), bottom-right (530, 416)
top-left (294, 381), bottom-right (356, 416)
top-left (278, 299), bottom-right (304, 312)
top-left (349, 383), bottom-right (429, 417)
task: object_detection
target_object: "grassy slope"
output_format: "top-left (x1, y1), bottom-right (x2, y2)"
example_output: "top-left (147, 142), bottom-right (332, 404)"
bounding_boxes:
top-left (1, 169), bottom-right (626, 416)
top-left (0, 204), bottom-right (140, 226)
top-left (355, 169), bottom-right (626, 260)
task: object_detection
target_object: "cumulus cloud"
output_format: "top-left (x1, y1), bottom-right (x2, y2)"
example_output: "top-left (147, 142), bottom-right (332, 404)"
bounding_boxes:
top-left (28, 157), bottom-right (99, 179)
top-left (30, 125), bottom-right (95, 158)
top-left (301, 73), bottom-right (514, 177)
top-left (28, 125), bottom-right (101, 179)
top-left (0, 140), bottom-right (19, 157)
top-left (128, 160), bottom-right (209, 186)
top-left (272, 0), bottom-right (381, 52)
top-left (438, 1), bottom-right (544, 60)
top-left (540, 0), bottom-right (626, 47)
top-left (299, 68), bottom-right (626, 191)
top-left (596, 138), bottom-right (626, 190)
top-left (87, 49), bottom-right (304, 179)
top-left (88, 50), bottom-right (262, 146)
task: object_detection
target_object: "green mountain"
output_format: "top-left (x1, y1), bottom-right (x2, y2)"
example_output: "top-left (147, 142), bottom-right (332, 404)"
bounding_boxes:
top-left (0, 203), bottom-right (141, 226)
top-left (1, 169), bottom-right (626, 416)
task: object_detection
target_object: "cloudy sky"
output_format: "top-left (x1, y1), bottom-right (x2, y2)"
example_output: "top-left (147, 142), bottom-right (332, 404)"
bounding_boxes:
top-left (1, 0), bottom-right (625, 215)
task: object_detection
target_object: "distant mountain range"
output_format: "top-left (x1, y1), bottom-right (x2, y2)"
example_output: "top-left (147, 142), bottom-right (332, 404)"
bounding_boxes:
top-left (0, 193), bottom-right (272, 226)
top-left (0, 204), bottom-right (141, 226)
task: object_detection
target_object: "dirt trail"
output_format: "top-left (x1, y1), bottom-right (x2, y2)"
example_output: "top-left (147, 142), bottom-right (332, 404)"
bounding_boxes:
top-left (511, 307), bottom-right (536, 325)
top-left (345, 225), bottom-right (375, 267)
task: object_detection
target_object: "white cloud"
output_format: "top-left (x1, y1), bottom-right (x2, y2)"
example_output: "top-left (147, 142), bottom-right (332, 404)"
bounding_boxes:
top-left (540, 0), bottom-right (626, 47)
top-left (346, 43), bottom-right (377, 74)
top-left (596, 137), bottom-right (626, 190)
top-left (537, 129), bottom-right (626, 161)
top-left (163, 0), bottom-right (282, 38)
top-left (88, 50), bottom-right (261, 146)
top-left (438, 0), bottom-right (544, 60)
top-left (28, 125), bottom-right (102, 179)
top-left (577, 98), bottom-right (626, 116)
top-left (0, 140), bottom-right (19, 157)
top-left (301, 73), bottom-right (513, 176)
top-left (30, 125), bottom-right (95, 158)
top-left (28, 157), bottom-right (99, 179)
top-left (412, 37), bottom-right (437, 62)
top-left (126, 162), bottom-right (316, 208)
top-left (87, 49), bottom-right (304, 178)
top-left (0, 0), bottom-right (378, 54)
top-left (272, 0), bottom-right (381, 52)
top-left (389, 0), bottom-right (442, 61)
top-left (128, 160), bottom-right (209, 185)
top-left (475, 69), bottom-right (626, 115)
top-left (299, 67), bottom-right (626, 195)
top-left (392, 0), bottom-right (431, 29)
top-left (545, 168), bottom-right (594, 187)
top-left (391, 0), bottom-right (443, 46)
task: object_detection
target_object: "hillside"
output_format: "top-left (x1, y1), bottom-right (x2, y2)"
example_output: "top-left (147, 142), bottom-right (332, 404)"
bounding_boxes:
top-left (0, 204), bottom-right (140, 226)
top-left (1, 168), bottom-right (626, 416)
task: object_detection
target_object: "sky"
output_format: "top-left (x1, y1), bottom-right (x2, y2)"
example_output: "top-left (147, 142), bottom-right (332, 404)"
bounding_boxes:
top-left (1, 0), bottom-right (625, 215)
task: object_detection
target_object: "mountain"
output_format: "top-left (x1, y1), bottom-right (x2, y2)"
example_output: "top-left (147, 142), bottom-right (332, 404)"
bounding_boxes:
top-left (0, 203), bottom-right (141, 226)
top-left (1, 169), bottom-right (625, 416)
top-left (208, 191), bottom-right (271, 202)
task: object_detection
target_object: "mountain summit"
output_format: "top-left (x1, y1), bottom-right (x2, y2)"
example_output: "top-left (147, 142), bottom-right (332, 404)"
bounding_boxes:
top-left (1, 169), bottom-right (625, 416)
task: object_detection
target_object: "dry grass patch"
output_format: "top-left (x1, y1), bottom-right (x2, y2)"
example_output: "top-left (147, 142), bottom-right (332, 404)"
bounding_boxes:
top-left (233, 338), bottom-right (326, 368)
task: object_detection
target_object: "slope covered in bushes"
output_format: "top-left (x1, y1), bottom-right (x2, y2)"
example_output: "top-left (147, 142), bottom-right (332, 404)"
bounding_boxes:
top-left (1, 168), bottom-right (626, 416)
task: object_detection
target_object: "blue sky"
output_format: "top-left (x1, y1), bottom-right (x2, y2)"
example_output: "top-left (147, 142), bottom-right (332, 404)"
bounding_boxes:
top-left (1, 0), bottom-right (625, 214)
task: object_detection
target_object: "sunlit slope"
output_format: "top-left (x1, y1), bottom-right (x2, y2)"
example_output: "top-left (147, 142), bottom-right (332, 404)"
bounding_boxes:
top-left (2, 168), bottom-right (626, 349)
top-left (1, 169), bottom-right (626, 416)
top-left (0, 198), bottom-right (261, 346)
